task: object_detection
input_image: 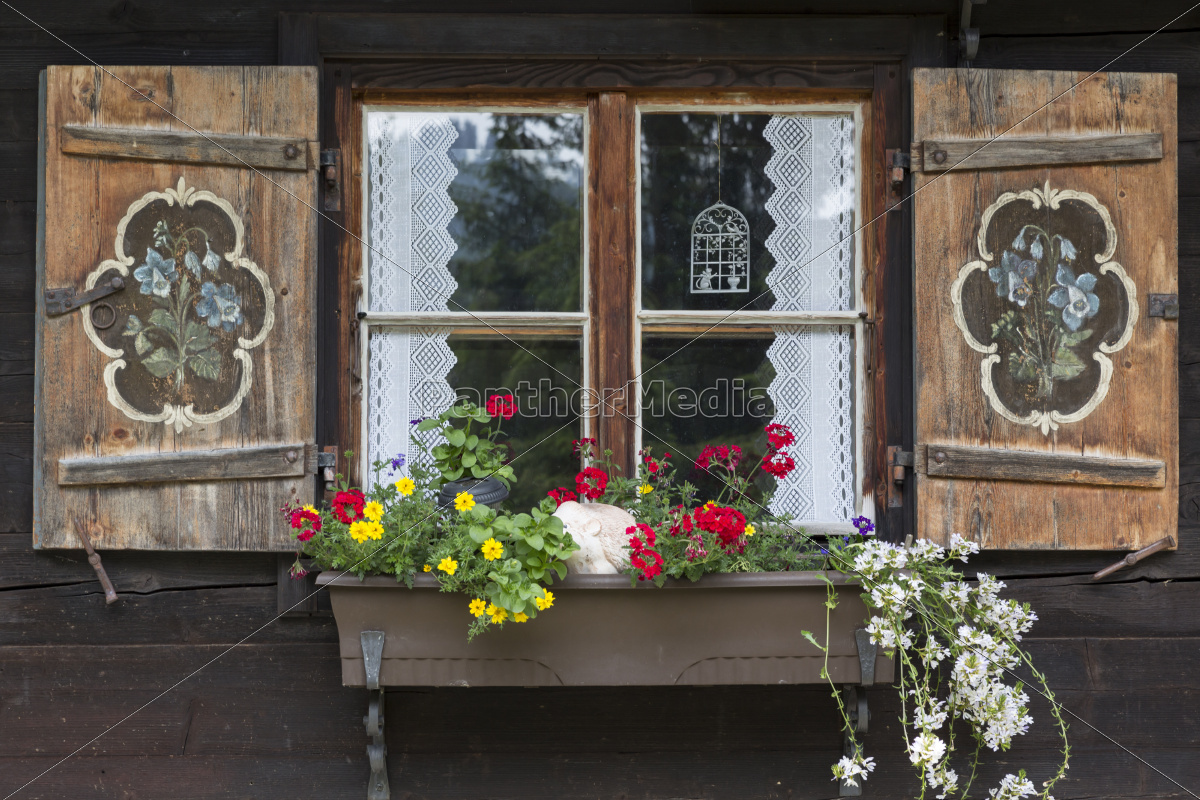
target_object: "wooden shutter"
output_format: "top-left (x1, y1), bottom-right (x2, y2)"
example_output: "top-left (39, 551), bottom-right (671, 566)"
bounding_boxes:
top-left (912, 69), bottom-right (1177, 550)
top-left (34, 66), bottom-right (318, 550)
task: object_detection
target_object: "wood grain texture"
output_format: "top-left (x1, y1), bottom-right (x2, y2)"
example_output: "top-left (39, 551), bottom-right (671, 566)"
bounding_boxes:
top-left (588, 93), bottom-right (635, 474)
top-left (60, 124), bottom-right (316, 171)
top-left (915, 133), bottom-right (1163, 172)
top-left (920, 443), bottom-right (1165, 488)
top-left (913, 69), bottom-right (1178, 550)
top-left (58, 443), bottom-right (317, 486)
top-left (35, 66), bottom-right (319, 550)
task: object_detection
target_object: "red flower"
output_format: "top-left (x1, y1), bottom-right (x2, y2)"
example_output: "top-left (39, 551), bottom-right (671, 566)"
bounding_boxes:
top-left (668, 506), bottom-right (695, 537)
top-left (547, 487), bottom-right (579, 508)
top-left (695, 444), bottom-right (742, 471)
top-left (764, 423), bottom-right (796, 450)
top-left (693, 503), bottom-right (748, 553)
top-left (575, 466), bottom-right (609, 500)
top-left (296, 528), bottom-right (315, 542)
top-left (572, 437), bottom-right (598, 457)
top-left (290, 507), bottom-right (322, 535)
top-left (762, 450), bottom-right (796, 479)
top-left (486, 393), bottom-right (516, 420)
top-left (627, 524), bottom-right (663, 581)
top-left (332, 489), bottom-right (365, 524)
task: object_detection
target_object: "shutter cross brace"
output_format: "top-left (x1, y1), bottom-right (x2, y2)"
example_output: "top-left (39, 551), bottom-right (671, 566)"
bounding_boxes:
top-left (44, 276), bottom-right (126, 318)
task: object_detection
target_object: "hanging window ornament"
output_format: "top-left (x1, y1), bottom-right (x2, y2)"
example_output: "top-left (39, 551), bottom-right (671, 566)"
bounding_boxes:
top-left (691, 116), bottom-right (750, 294)
top-left (691, 201), bottom-right (750, 293)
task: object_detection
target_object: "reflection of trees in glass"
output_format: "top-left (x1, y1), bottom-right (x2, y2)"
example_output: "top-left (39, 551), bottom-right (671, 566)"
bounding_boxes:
top-left (641, 114), bottom-right (776, 311)
top-left (641, 337), bottom-right (777, 504)
top-left (447, 114), bottom-right (583, 312)
top-left (448, 337), bottom-right (581, 511)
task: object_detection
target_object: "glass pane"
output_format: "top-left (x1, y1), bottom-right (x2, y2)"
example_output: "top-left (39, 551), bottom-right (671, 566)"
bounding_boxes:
top-left (366, 110), bottom-right (584, 313)
top-left (640, 329), bottom-right (855, 524)
top-left (640, 112), bottom-right (855, 313)
top-left (446, 335), bottom-right (583, 511)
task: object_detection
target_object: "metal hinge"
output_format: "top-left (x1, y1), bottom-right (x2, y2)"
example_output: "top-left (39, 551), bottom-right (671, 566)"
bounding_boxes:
top-left (321, 148), bottom-right (342, 212)
top-left (45, 277), bottom-right (126, 328)
top-left (885, 446), bottom-right (914, 509)
top-left (1148, 293), bottom-right (1179, 319)
top-left (959, 0), bottom-right (987, 64)
top-left (885, 149), bottom-right (910, 210)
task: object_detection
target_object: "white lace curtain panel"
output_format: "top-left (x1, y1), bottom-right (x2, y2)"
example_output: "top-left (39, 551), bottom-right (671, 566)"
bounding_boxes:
top-left (364, 111), bottom-right (856, 520)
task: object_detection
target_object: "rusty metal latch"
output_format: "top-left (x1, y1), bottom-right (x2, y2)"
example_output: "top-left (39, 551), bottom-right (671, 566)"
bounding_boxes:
top-left (885, 447), bottom-right (914, 509)
top-left (361, 631), bottom-right (389, 800)
top-left (885, 149), bottom-right (910, 209)
top-left (321, 148), bottom-right (342, 212)
top-left (72, 518), bottom-right (118, 604)
top-left (1092, 535), bottom-right (1175, 580)
top-left (1148, 293), bottom-right (1179, 319)
top-left (45, 277), bottom-right (126, 325)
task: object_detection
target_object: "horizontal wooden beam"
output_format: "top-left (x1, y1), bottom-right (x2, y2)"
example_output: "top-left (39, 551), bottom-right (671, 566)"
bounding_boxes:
top-left (315, 13), bottom-right (925, 60)
top-left (58, 444), bottom-right (317, 486)
top-left (919, 444), bottom-right (1165, 489)
top-left (60, 125), bottom-right (317, 171)
top-left (361, 311), bottom-right (588, 328)
top-left (913, 133), bottom-right (1162, 172)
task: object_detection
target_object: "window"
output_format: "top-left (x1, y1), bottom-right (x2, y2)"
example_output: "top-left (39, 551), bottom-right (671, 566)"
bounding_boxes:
top-left (358, 96), bottom-right (869, 525)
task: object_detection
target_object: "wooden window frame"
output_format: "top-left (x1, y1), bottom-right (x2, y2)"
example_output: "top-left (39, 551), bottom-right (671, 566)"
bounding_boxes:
top-left (278, 11), bottom-right (949, 541)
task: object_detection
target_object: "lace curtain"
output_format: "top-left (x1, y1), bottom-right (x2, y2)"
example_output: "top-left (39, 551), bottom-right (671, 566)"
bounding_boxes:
top-left (365, 113), bottom-right (461, 478)
top-left (764, 115), bottom-right (856, 523)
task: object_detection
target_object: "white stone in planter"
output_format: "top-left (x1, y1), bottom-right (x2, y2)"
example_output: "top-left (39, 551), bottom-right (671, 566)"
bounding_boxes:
top-left (553, 501), bottom-right (635, 574)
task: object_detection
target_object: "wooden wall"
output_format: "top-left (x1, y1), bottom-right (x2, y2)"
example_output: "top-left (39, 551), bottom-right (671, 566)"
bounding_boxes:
top-left (2, 1), bottom-right (1199, 797)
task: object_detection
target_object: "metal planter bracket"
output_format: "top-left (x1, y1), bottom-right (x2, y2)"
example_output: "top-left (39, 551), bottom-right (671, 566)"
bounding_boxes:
top-left (839, 628), bottom-right (878, 797)
top-left (361, 630), bottom-right (389, 800)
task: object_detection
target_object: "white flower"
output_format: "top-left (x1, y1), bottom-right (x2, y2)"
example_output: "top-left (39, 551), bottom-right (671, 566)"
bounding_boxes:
top-left (832, 754), bottom-right (876, 787)
top-left (202, 247), bottom-right (221, 271)
top-left (908, 731), bottom-right (947, 766)
top-left (989, 773), bottom-right (1036, 800)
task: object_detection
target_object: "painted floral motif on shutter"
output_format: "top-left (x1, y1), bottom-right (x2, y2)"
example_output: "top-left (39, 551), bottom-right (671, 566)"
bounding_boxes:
top-left (82, 177), bottom-right (275, 433)
top-left (950, 181), bottom-right (1137, 435)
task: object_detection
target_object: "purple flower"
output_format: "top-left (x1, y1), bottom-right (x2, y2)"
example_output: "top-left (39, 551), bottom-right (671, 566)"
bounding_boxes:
top-left (389, 453), bottom-right (407, 473)
top-left (410, 418), bottom-right (424, 425)
top-left (851, 515), bottom-right (875, 536)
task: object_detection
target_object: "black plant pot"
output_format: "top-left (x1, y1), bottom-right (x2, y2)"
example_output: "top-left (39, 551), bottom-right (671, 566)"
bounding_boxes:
top-left (437, 476), bottom-right (510, 508)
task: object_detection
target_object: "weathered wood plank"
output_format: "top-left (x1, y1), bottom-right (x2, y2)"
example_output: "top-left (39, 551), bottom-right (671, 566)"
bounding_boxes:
top-left (919, 443), bottom-right (1166, 488)
top-left (351, 59), bottom-right (875, 91)
top-left (915, 133), bottom-right (1162, 172)
top-left (57, 443), bottom-right (317, 486)
top-left (59, 125), bottom-right (316, 171)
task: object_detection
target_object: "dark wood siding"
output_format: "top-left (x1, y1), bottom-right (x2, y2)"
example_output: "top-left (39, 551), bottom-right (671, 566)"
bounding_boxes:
top-left (2, 2), bottom-right (1198, 797)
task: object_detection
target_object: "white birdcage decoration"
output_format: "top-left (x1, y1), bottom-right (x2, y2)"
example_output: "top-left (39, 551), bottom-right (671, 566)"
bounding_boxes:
top-left (690, 201), bottom-right (750, 293)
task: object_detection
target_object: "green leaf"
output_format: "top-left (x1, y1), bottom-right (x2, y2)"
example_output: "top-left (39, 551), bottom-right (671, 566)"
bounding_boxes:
top-left (447, 429), bottom-right (467, 447)
top-left (444, 467), bottom-right (464, 481)
top-left (468, 525), bottom-right (490, 544)
top-left (470, 465), bottom-right (488, 479)
top-left (1008, 351), bottom-right (1040, 382)
top-left (800, 630), bottom-right (826, 652)
top-left (416, 419), bottom-right (440, 432)
top-left (122, 315), bottom-right (143, 335)
top-left (1058, 328), bottom-right (1093, 348)
top-left (142, 347), bottom-right (179, 378)
top-left (526, 533), bottom-right (544, 551)
top-left (187, 348), bottom-right (221, 381)
top-left (461, 451), bottom-right (477, 468)
top-left (466, 434), bottom-right (479, 449)
top-left (148, 308), bottom-right (178, 337)
top-left (184, 321), bottom-right (215, 354)
top-left (1050, 346), bottom-right (1085, 380)
top-left (134, 331), bottom-right (152, 356)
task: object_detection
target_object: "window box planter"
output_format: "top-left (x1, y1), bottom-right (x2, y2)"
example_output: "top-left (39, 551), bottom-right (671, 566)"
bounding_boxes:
top-left (317, 570), bottom-right (892, 688)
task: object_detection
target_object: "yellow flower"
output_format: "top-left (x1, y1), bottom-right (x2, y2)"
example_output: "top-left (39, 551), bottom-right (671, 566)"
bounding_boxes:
top-left (702, 500), bottom-right (717, 510)
top-left (637, 484), bottom-right (654, 495)
top-left (363, 501), bottom-right (384, 522)
top-left (363, 521), bottom-right (384, 540)
top-left (394, 477), bottom-right (415, 497)
top-left (481, 537), bottom-right (504, 561)
top-left (744, 523), bottom-right (755, 537)
top-left (454, 491), bottom-right (476, 512)
top-left (534, 590), bottom-right (555, 611)
top-left (513, 612), bottom-right (529, 623)
top-left (469, 598), bottom-right (487, 618)
top-left (302, 504), bottom-right (317, 514)
top-left (487, 604), bottom-right (508, 624)
top-left (423, 564), bottom-right (432, 572)
top-left (349, 520), bottom-right (370, 543)
top-left (438, 557), bottom-right (458, 576)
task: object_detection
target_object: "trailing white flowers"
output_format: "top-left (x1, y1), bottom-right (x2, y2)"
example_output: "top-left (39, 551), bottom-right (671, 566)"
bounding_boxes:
top-left (824, 533), bottom-right (1069, 800)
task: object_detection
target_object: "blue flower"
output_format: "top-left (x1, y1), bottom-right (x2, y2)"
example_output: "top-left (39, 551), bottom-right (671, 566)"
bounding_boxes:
top-left (989, 250), bottom-right (1038, 308)
top-left (202, 248), bottom-right (221, 272)
top-left (1048, 265), bottom-right (1099, 332)
top-left (133, 248), bottom-right (177, 297)
top-left (389, 453), bottom-right (407, 474)
top-left (195, 282), bottom-right (244, 331)
top-left (851, 515), bottom-right (875, 536)
top-left (184, 251), bottom-right (202, 279)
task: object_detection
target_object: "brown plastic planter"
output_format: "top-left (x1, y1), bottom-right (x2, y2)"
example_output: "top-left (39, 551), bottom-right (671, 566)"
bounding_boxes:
top-left (317, 571), bottom-right (893, 687)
